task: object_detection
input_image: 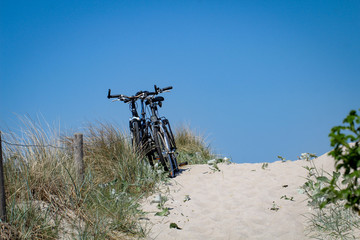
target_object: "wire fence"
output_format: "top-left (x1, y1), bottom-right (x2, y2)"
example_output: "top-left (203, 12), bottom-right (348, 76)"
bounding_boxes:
top-left (1, 137), bottom-right (132, 149)
top-left (0, 132), bottom-right (85, 223)
top-left (0, 139), bottom-right (66, 149)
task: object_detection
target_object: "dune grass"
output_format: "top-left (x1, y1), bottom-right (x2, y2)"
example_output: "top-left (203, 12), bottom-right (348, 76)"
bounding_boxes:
top-left (0, 117), bottom-right (214, 239)
top-left (174, 126), bottom-right (214, 165)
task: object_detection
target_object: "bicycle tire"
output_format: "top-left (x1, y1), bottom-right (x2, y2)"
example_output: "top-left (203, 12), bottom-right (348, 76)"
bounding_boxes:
top-left (153, 127), bottom-right (176, 177)
top-left (162, 127), bottom-right (179, 174)
top-left (163, 119), bottom-right (176, 151)
top-left (169, 151), bottom-right (178, 173)
top-left (162, 120), bottom-right (179, 172)
top-left (131, 120), bottom-right (141, 147)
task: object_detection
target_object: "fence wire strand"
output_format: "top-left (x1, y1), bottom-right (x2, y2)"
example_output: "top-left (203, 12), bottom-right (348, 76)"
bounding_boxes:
top-left (0, 139), bottom-right (67, 149)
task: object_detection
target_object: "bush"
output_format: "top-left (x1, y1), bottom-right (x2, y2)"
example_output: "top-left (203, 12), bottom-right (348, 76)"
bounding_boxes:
top-left (301, 153), bottom-right (360, 239)
top-left (322, 109), bottom-right (360, 212)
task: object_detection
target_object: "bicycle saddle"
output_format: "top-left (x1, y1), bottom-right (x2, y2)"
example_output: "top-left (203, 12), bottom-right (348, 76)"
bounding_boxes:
top-left (146, 96), bottom-right (164, 105)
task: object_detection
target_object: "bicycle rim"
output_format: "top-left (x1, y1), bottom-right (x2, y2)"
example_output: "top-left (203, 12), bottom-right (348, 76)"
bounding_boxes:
top-left (154, 128), bottom-right (175, 177)
top-left (163, 129), bottom-right (179, 174)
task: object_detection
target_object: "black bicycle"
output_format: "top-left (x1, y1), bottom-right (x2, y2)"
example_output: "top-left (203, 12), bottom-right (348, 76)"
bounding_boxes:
top-left (107, 85), bottom-right (179, 177)
top-left (144, 86), bottom-right (179, 176)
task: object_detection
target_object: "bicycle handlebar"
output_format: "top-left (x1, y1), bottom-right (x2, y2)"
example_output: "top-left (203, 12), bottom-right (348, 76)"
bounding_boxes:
top-left (107, 85), bottom-right (173, 102)
top-left (108, 89), bottom-right (123, 99)
top-left (154, 85), bottom-right (172, 93)
top-left (162, 86), bottom-right (173, 91)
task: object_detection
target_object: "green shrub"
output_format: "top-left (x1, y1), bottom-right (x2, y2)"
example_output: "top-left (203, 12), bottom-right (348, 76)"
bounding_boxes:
top-left (321, 109), bottom-right (360, 212)
top-left (301, 153), bottom-right (360, 239)
top-left (300, 109), bottom-right (360, 239)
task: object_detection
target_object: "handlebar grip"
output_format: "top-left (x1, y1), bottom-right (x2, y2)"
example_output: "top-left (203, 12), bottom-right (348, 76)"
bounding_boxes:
top-left (154, 85), bottom-right (159, 93)
top-left (107, 89), bottom-right (123, 99)
top-left (162, 86), bottom-right (172, 91)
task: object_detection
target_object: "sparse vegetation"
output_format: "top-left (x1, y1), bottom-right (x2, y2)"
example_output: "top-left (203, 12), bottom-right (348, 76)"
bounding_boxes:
top-left (1, 117), bottom-right (215, 239)
top-left (261, 162), bottom-right (268, 170)
top-left (299, 109), bottom-right (360, 239)
top-left (183, 195), bottom-right (191, 202)
top-left (154, 195), bottom-right (169, 217)
top-left (270, 201), bottom-right (280, 212)
top-left (280, 195), bottom-right (294, 201)
top-left (175, 126), bottom-right (215, 165)
top-left (277, 156), bottom-right (286, 162)
top-left (169, 222), bottom-right (181, 230)
top-left (300, 152), bottom-right (360, 239)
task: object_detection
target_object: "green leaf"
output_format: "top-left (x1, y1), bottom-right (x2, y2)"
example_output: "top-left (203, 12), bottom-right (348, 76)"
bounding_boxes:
top-left (155, 208), bottom-right (170, 216)
top-left (183, 195), bottom-right (191, 202)
top-left (316, 176), bottom-right (330, 183)
top-left (170, 223), bottom-right (182, 229)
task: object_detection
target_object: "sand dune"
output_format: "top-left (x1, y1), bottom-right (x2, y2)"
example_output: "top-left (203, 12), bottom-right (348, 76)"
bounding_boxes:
top-left (140, 152), bottom-right (336, 240)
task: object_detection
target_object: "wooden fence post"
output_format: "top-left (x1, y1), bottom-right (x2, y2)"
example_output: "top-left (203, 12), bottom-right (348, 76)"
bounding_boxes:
top-left (0, 131), bottom-right (7, 222)
top-left (74, 133), bottom-right (84, 185)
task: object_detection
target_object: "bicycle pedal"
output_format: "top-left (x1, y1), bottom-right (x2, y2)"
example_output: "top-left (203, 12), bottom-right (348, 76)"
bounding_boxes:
top-left (179, 161), bottom-right (188, 167)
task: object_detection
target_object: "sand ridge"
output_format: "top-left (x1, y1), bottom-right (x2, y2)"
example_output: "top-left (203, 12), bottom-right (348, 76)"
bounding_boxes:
top-left (140, 153), bottom-right (336, 240)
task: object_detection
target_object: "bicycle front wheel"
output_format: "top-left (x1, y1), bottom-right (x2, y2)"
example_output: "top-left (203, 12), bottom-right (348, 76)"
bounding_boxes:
top-left (162, 119), bottom-right (177, 151)
top-left (153, 127), bottom-right (176, 177)
top-left (162, 120), bottom-right (178, 172)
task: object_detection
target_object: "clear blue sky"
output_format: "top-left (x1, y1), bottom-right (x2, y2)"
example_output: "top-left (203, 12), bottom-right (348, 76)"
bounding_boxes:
top-left (1, 0), bottom-right (359, 163)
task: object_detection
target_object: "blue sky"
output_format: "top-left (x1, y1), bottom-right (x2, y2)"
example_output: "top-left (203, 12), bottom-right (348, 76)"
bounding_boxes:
top-left (1, 0), bottom-right (359, 163)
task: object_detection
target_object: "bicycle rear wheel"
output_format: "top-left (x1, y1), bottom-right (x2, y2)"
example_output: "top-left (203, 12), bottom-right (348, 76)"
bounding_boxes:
top-left (130, 120), bottom-right (141, 148)
top-left (153, 127), bottom-right (176, 177)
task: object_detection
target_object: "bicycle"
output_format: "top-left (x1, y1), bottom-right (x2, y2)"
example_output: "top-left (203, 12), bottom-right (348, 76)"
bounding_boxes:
top-left (144, 86), bottom-right (179, 176)
top-left (153, 85), bottom-right (177, 154)
top-left (107, 85), bottom-right (179, 177)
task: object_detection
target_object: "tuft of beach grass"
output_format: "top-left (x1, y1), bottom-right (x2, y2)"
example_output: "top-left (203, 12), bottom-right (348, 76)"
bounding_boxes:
top-left (1, 117), bottom-right (214, 239)
top-left (175, 125), bottom-right (215, 165)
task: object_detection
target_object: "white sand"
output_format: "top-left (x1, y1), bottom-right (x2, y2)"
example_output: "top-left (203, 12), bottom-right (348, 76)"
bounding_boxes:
top-left (140, 152), bottom-right (336, 240)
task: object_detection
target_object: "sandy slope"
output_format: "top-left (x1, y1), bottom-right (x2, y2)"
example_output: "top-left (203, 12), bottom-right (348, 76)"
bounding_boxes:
top-left (140, 152), bottom-right (336, 240)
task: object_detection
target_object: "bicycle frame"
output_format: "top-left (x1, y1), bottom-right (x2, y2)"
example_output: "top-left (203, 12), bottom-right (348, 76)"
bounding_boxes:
top-left (145, 98), bottom-right (177, 152)
top-left (145, 96), bottom-right (179, 174)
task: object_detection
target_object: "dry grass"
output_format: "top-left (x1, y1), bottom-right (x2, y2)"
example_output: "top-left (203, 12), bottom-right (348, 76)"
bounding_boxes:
top-left (1, 117), bottom-right (214, 239)
top-left (175, 125), bottom-right (215, 164)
